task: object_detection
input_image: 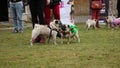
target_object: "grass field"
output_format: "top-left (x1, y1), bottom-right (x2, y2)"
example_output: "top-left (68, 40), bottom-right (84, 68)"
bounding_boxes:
top-left (0, 23), bottom-right (120, 68)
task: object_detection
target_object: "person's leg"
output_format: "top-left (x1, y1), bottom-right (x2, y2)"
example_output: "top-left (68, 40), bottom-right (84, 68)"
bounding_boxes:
top-left (44, 6), bottom-right (51, 25)
top-left (37, 0), bottom-right (46, 25)
top-left (117, 9), bottom-right (120, 18)
top-left (16, 1), bottom-right (24, 32)
top-left (96, 10), bottom-right (100, 28)
top-left (91, 9), bottom-right (97, 19)
top-left (10, 2), bottom-right (18, 32)
top-left (52, 4), bottom-right (60, 20)
top-left (29, 1), bottom-right (38, 28)
top-left (37, 0), bottom-right (46, 43)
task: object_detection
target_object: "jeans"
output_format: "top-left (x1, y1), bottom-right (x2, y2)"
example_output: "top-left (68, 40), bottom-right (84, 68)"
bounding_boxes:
top-left (10, 1), bottom-right (24, 31)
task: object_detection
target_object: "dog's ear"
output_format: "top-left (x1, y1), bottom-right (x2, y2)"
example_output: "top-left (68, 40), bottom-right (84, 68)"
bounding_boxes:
top-left (59, 21), bottom-right (63, 27)
top-left (61, 24), bottom-right (66, 31)
top-left (93, 19), bottom-right (97, 22)
top-left (68, 25), bottom-right (70, 28)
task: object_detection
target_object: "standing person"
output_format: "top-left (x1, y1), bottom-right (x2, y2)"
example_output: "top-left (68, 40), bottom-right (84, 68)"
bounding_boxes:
top-left (28, 0), bottom-right (47, 28)
top-left (117, 0), bottom-right (120, 18)
top-left (10, 0), bottom-right (24, 33)
top-left (67, 0), bottom-right (74, 24)
top-left (44, 0), bottom-right (61, 25)
top-left (28, 0), bottom-right (50, 43)
top-left (91, 0), bottom-right (105, 28)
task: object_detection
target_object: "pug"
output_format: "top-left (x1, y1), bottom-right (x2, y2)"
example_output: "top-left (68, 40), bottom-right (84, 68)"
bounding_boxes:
top-left (30, 19), bottom-right (61, 46)
top-left (60, 24), bottom-right (80, 44)
top-left (106, 16), bottom-right (120, 29)
top-left (86, 19), bottom-right (97, 30)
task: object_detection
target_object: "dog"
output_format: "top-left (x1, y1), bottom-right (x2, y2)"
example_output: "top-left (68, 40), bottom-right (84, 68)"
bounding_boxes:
top-left (86, 19), bottom-right (97, 30)
top-left (106, 16), bottom-right (120, 29)
top-left (105, 16), bottom-right (116, 28)
top-left (30, 19), bottom-right (61, 46)
top-left (59, 24), bottom-right (80, 44)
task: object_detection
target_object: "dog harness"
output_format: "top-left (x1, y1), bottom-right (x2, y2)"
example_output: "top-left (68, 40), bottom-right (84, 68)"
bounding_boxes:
top-left (48, 25), bottom-right (61, 43)
top-left (68, 24), bottom-right (78, 36)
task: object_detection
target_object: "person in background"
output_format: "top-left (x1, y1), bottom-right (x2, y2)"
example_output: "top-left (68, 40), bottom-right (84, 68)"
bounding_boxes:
top-left (44, 0), bottom-right (61, 25)
top-left (28, 0), bottom-right (47, 28)
top-left (117, 0), bottom-right (120, 18)
top-left (91, 0), bottom-right (105, 28)
top-left (10, 0), bottom-right (24, 33)
top-left (67, 0), bottom-right (74, 24)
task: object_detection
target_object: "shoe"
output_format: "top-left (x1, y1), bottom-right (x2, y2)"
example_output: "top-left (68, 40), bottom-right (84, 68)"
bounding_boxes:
top-left (13, 30), bottom-right (18, 33)
top-left (20, 30), bottom-right (23, 33)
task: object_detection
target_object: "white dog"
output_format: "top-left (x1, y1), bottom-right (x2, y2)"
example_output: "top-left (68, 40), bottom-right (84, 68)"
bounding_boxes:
top-left (86, 19), bottom-right (97, 30)
top-left (30, 20), bottom-right (61, 46)
top-left (60, 24), bottom-right (80, 44)
top-left (105, 16), bottom-right (116, 28)
top-left (105, 16), bottom-right (120, 29)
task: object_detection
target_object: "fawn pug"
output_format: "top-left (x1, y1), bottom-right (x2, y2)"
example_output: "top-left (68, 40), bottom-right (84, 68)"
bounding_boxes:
top-left (86, 19), bottom-right (97, 30)
top-left (106, 16), bottom-right (120, 29)
top-left (60, 24), bottom-right (80, 44)
top-left (30, 19), bottom-right (61, 46)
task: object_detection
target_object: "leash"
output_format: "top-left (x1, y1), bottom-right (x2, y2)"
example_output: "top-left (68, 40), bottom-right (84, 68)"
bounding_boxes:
top-left (48, 25), bottom-right (52, 43)
top-left (47, 25), bottom-right (58, 43)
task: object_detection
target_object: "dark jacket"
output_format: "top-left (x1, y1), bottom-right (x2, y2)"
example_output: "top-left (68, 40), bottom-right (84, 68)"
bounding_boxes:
top-left (91, 0), bottom-right (104, 3)
top-left (50, 0), bottom-right (61, 6)
top-left (90, 0), bottom-right (104, 9)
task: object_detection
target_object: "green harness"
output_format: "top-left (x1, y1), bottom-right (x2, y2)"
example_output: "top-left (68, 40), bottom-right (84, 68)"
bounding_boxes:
top-left (68, 24), bottom-right (78, 36)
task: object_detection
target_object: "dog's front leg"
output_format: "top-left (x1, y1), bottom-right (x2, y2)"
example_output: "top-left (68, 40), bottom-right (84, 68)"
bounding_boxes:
top-left (53, 35), bottom-right (57, 45)
top-left (93, 24), bottom-right (96, 29)
top-left (60, 33), bottom-right (63, 44)
top-left (30, 39), bottom-right (33, 46)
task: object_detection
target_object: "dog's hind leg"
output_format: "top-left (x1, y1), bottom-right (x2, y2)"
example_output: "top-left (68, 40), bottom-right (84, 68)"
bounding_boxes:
top-left (30, 39), bottom-right (33, 46)
top-left (76, 32), bottom-right (80, 42)
top-left (52, 33), bottom-right (57, 45)
top-left (86, 25), bottom-right (89, 30)
top-left (87, 24), bottom-right (91, 30)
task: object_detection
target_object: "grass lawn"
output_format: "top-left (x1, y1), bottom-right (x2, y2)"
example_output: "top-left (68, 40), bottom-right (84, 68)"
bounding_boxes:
top-left (0, 23), bottom-right (120, 68)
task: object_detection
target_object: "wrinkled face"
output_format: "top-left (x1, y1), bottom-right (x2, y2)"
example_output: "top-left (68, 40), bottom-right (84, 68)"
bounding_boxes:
top-left (52, 19), bottom-right (62, 30)
top-left (60, 24), bottom-right (70, 32)
top-left (106, 16), bottom-right (116, 23)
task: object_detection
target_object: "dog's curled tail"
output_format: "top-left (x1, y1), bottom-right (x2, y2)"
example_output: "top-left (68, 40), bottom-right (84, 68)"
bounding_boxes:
top-left (34, 24), bottom-right (40, 28)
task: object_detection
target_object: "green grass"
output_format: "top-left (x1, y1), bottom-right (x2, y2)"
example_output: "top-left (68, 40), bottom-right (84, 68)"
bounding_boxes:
top-left (0, 23), bottom-right (120, 68)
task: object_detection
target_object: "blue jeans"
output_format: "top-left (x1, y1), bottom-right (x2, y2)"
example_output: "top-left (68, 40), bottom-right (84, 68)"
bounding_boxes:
top-left (10, 1), bottom-right (24, 31)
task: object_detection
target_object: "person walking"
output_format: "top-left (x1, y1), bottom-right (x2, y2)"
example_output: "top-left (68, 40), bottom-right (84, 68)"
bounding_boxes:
top-left (91, 0), bottom-right (105, 28)
top-left (117, 0), bottom-right (120, 18)
top-left (44, 0), bottom-right (61, 25)
top-left (10, 0), bottom-right (24, 33)
top-left (67, 0), bottom-right (74, 24)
